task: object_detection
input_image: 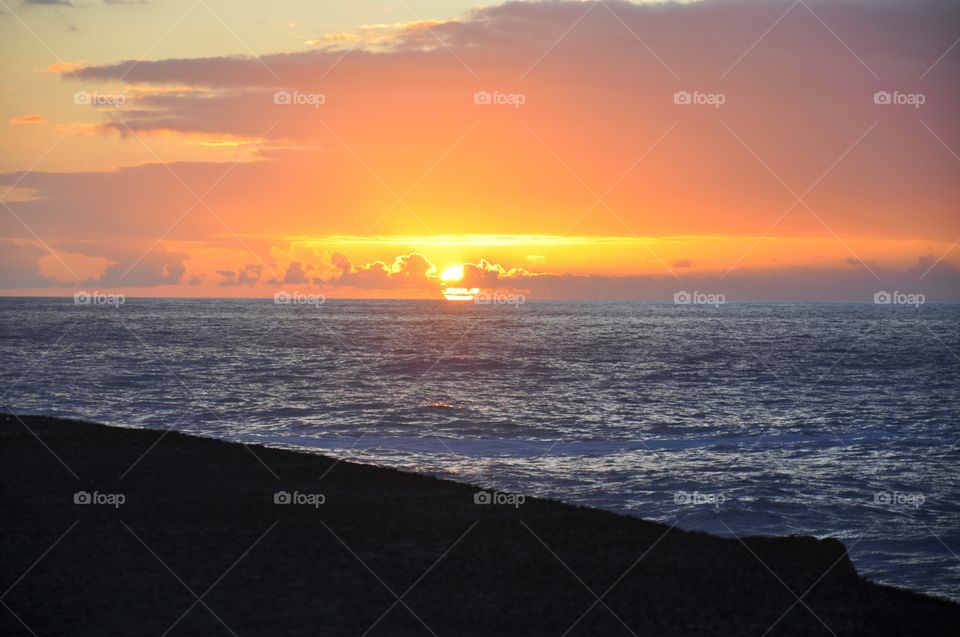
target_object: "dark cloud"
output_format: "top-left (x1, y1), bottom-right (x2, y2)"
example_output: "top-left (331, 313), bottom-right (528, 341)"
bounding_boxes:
top-left (58, 240), bottom-right (189, 287)
top-left (217, 264), bottom-right (263, 287)
top-left (291, 252), bottom-right (960, 301)
top-left (0, 241), bottom-right (56, 288)
top-left (0, 240), bottom-right (187, 288)
top-left (460, 260), bottom-right (533, 287)
top-left (317, 253), bottom-right (435, 289)
top-left (282, 260), bottom-right (309, 284)
top-left (95, 248), bottom-right (186, 287)
top-left (511, 255), bottom-right (960, 302)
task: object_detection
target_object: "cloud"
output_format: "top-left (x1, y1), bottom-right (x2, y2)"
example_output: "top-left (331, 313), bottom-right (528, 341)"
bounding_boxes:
top-left (94, 245), bottom-right (187, 287)
top-left (306, 19), bottom-right (458, 48)
top-left (0, 241), bottom-right (56, 288)
top-left (0, 240), bottom-right (187, 288)
top-left (55, 240), bottom-right (189, 287)
top-left (3, 0), bottom-right (958, 300)
top-left (43, 0), bottom-right (959, 242)
top-left (201, 252), bottom-right (536, 292)
top-left (5, 238), bottom-right (957, 300)
top-left (492, 254), bottom-right (960, 302)
top-left (0, 159), bottom-right (291, 240)
top-left (261, 252), bottom-right (535, 292)
top-left (9, 114), bottom-right (47, 125)
top-left (302, 251), bottom-right (960, 301)
top-left (45, 62), bottom-right (84, 74)
top-left (317, 252), bottom-right (436, 289)
top-left (460, 259), bottom-right (534, 287)
top-left (906, 253), bottom-right (959, 283)
top-left (217, 264), bottom-right (263, 287)
top-left (282, 260), bottom-right (309, 284)
top-left (217, 263), bottom-right (263, 288)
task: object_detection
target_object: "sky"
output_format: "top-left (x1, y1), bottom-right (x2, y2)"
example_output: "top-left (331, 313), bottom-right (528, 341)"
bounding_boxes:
top-left (1, 0), bottom-right (958, 300)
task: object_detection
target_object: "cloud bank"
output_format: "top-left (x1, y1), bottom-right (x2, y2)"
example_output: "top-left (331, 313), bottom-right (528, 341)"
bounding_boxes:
top-left (2, 0), bottom-right (958, 299)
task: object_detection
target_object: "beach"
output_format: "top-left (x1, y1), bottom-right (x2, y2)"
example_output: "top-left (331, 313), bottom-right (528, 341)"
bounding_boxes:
top-left (2, 414), bottom-right (957, 636)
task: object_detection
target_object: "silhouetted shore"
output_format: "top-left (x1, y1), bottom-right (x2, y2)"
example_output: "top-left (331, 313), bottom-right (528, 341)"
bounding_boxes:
top-left (2, 414), bottom-right (957, 636)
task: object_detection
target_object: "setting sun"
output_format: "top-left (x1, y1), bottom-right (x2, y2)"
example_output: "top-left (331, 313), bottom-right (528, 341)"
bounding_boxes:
top-left (440, 265), bottom-right (465, 282)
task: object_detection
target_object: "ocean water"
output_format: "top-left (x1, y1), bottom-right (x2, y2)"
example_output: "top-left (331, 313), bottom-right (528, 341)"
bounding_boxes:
top-left (2, 297), bottom-right (958, 600)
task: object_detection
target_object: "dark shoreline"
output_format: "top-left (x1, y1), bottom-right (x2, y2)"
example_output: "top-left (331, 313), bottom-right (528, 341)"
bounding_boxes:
top-left (2, 414), bottom-right (958, 636)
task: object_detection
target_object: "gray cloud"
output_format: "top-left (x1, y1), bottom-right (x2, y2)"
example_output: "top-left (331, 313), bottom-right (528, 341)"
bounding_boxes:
top-left (511, 256), bottom-right (960, 302)
top-left (217, 264), bottom-right (263, 287)
top-left (0, 241), bottom-right (57, 288)
top-left (0, 240), bottom-right (188, 288)
top-left (282, 261), bottom-right (309, 285)
top-left (316, 253), bottom-right (435, 289)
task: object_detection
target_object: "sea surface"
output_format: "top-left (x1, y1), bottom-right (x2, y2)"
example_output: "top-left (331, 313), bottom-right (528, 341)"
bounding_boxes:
top-left (2, 297), bottom-right (958, 600)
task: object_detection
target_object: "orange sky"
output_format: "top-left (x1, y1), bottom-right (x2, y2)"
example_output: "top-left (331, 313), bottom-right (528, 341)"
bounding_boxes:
top-left (2, 0), bottom-right (959, 300)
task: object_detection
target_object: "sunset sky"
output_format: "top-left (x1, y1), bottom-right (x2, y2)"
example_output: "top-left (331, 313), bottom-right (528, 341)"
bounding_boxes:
top-left (1, 0), bottom-right (958, 300)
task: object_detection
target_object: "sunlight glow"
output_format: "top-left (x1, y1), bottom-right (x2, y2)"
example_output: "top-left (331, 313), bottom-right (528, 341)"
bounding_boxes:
top-left (440, 264), bottom-right (465, 281)
top-left (442, 287), bottom-right (479, 301)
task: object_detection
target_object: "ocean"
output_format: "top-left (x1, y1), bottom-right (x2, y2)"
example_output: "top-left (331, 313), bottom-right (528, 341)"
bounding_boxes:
top-left (2, 297), bottom-right (958, 600)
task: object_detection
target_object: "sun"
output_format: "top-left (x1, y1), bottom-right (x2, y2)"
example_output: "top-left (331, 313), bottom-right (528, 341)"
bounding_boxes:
top-left (440, 264), bottom-right (464, 282)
